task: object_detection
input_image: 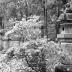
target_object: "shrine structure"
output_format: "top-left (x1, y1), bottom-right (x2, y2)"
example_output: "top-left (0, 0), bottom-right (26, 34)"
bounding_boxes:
top-left (57, 1), bottom-right (72, 55)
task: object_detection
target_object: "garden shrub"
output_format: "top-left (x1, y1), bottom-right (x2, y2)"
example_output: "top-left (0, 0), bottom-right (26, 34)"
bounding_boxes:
top-left (0, 39), bottom-right (71, 72)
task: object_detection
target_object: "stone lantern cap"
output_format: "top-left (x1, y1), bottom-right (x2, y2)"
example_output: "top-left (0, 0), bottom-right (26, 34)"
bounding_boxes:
top-left (57, 13), bottom-right (72, 22)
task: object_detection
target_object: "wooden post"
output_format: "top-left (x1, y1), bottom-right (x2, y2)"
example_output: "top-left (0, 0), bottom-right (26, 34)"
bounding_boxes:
top-left (43, 4), bottom-right (45, 37)
top-left (25, 0), bottom-right (28, 21)
top-left (44, 0), bottom-right (48, 41)
top-left (0, 34), bottom-right (3, 51)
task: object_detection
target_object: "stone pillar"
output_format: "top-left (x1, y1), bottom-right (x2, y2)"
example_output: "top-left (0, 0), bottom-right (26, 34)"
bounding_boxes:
top-left (3, 39), bottom-right (9, 48)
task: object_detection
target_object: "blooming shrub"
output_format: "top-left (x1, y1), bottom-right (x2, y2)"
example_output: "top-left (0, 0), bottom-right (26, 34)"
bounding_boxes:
top-left (4, 15), bottom-right (42, 41)
top-left (0, 39), bottom-right (71, 72)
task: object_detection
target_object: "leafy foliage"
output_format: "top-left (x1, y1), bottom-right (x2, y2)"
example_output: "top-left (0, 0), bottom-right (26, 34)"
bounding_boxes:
top-left (4, 15), bottom-right (42, 41)
top-left (0, 0), bottom-right (71, 72)
top-left (0, 39), bottom-right (72, 72)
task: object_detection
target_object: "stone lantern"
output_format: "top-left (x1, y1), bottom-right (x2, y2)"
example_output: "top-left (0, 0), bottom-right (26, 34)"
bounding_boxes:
top-left (57, 13), bottom-right (72, 43)
top-left (55, 12), bottom-right (72, 72)
top-left (57, 10), bottom-right (72, 55)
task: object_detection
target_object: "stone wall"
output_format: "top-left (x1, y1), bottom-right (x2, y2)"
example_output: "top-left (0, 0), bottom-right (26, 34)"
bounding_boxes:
top-left (0, 39), bottom-right (23, 51)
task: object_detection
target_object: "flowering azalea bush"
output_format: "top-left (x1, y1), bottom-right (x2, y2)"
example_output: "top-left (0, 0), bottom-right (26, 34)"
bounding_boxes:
top-left (0, 39), bottom-right (71, 72)
top-left (20, 40), bottom-right (72, 72)
top-left (4, 15), bottom-right (42, 41)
